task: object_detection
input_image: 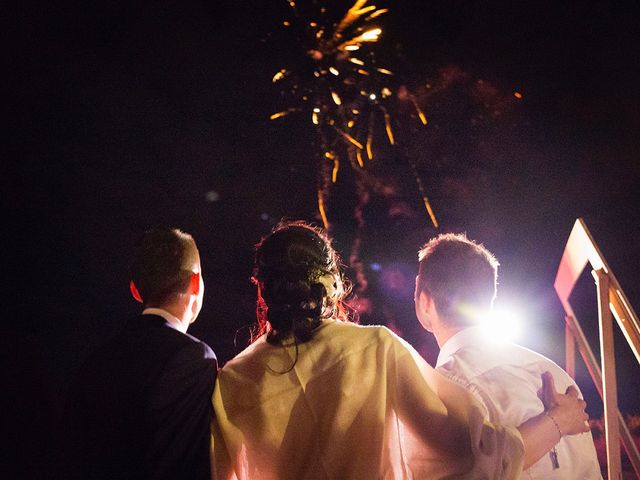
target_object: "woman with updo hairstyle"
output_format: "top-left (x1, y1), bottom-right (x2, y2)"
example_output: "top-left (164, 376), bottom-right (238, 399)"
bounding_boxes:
top-left (252, 220), bottom-right (350, 349)
top-left (211, 221), bottom-right (590, 480)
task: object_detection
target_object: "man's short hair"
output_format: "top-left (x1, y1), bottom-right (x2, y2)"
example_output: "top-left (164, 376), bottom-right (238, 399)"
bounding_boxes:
top-left (130, 228), bottom-right (200, 306)
top-left (417, 233), bottom-right (499, 326)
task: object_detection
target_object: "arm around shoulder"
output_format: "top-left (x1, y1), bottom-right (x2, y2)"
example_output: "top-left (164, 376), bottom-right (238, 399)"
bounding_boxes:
top-left (389, 332), bottom-right (525, 478)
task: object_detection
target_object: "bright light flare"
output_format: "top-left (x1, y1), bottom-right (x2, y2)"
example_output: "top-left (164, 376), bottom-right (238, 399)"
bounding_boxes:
top-left (479, 307), bottom-right (523, 342)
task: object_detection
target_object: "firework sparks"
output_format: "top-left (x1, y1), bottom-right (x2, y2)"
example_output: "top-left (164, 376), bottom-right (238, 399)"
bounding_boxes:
top-left (270, 0), bottom-right (393, 152)
top-left (340, 27), bottom-right (382, 49)
top-left (382, 108), bottom-right (395, 145)
top-left (331, 160), bottom-right (339, 183)
top-left (269, 107), bottom-right (299, 120)
top-left (272, 69), bottom-right (288, 82)
top-left (334, 0), bottom-right (377, 37)
top-left (423, 197), bottom-right (439, 228)
top-left (334, 126), bottom-right (364, 150)
top-left (270, 0), bottom-right (438, 229)
top-left (402, 90), bottom-right (428, 125)
top-left (317, 190), bottom-right (329, 229)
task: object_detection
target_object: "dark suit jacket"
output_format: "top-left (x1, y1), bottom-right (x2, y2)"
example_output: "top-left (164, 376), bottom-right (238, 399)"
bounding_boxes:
top-left (66, 314), bottom-right (217, 480)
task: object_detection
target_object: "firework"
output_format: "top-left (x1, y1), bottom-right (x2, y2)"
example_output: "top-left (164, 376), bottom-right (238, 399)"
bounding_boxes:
top-left (270, 0), bottom-right (437, 229)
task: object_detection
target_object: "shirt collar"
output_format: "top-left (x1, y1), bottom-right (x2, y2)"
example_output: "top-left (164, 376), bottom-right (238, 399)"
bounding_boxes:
top-left (436, 326), bottom-right (485, 368)
top-left (142, 307), bottom-right (187, 334)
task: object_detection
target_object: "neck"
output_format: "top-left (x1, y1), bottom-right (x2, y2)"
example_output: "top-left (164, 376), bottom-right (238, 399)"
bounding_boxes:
top-left (433, 320), bottom-right (465, 349)
top-left (147, 298), bottom-right (193, 333)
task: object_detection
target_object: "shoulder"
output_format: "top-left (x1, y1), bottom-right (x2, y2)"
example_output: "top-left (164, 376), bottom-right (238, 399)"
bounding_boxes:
top-left (221, 321), bottom-right (412, 377)
top-left (151, 334), bottom-right (218, 399)
top-left (182, 331), bottom-right (217, 361)
top-left (438, 341), bottom-right (579, 424)
top-left (485, 342), bottom-right (577, 391)
top-left (126, 315), bottom-right (218, 371)
top-left (316, 321), bottom-right (417, 356)
top-left (441, 340), bottom-right (567, 377)
top-left (166, 333), bottom-right (217, 374)
top-left (320, 320), bottom-right (405, 343)
top-left (137, 314), bottom-right (216, 361)
top-left (320, 322), bottom-right (425, 373)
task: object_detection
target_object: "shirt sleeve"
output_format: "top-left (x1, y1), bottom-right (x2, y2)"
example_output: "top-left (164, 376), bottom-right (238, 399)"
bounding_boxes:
top-left (389, 332), bottom-right (525, 479)
top-left (146, 341), bottom-right (218, 480)
top-left (436, 367), bottom-right (493, 420)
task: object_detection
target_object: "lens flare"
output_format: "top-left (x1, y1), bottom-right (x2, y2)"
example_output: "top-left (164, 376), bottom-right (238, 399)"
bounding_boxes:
top-left (479, 308), bottom-right (523, 343)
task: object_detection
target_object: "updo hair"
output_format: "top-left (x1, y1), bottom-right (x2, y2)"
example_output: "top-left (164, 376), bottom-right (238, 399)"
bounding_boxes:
top-left (252, 220), bottom-right (351, 344)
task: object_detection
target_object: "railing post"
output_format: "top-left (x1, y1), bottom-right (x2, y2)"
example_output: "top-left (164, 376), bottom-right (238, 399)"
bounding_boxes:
top-left (593, 268), bottom-right (622, 480)
top-left (565, 320), bottom-right (576, 379)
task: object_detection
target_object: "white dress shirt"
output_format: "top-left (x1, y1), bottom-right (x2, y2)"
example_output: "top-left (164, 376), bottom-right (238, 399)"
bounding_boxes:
top-left (212, 320), bottom-right (525, 480)
top-left (436, 326), bottom-right (602, 479)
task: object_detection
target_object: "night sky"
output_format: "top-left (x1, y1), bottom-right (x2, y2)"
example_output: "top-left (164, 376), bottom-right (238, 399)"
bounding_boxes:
top-left (6, 0), bottom-right (640, 453)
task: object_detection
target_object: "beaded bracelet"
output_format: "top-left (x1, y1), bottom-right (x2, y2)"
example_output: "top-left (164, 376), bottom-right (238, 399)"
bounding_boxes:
top-left (544, 410), bottom-right (563, 440)
top-left (544, 411), bottom-right (562, 469)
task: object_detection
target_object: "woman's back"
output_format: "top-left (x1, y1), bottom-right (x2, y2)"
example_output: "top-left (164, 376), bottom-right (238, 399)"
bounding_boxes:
top-left (214, 321), bottom-right (403, 479)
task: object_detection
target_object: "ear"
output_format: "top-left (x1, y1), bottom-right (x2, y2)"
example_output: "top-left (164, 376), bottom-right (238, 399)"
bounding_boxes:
top-left (129, 280), bottom-right (143, 303)
top-left (416, 289), bottom-right (433, 313)
top-left (414, 276), bottom-right (431, 309)
top-left (414, 287), bottom-right (435, 333)
top-left (189, 272), bottom-right (201, 295)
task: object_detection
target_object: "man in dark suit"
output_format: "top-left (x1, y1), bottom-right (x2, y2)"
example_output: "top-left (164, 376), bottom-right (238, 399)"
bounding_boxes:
top-left (66, 228), bottom-right (217, 480)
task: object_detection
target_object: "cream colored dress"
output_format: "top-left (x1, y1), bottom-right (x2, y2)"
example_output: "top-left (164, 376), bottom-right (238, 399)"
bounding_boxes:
top-left (211, 320), bottom-right (524, 479)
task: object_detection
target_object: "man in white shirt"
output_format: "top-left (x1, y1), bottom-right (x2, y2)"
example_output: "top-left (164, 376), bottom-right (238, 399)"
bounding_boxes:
top-left (414, 233), bottom-right (602, 479)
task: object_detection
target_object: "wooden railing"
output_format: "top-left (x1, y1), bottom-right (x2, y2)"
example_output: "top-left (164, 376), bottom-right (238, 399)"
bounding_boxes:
top-left (554, 218), bottom-right (640, 479)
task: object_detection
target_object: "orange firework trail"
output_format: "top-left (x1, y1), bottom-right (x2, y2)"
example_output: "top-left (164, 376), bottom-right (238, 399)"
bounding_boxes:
top-left (317, 190), bottom-right (329, 229)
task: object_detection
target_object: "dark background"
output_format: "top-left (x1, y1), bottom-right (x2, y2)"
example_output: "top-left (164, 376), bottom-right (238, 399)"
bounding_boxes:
top-left (5, 0), bottom-right (640, 474)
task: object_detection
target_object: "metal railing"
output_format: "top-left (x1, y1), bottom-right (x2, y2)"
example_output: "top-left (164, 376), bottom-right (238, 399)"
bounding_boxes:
top-left (554, 218), bottom-right (640, 480)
